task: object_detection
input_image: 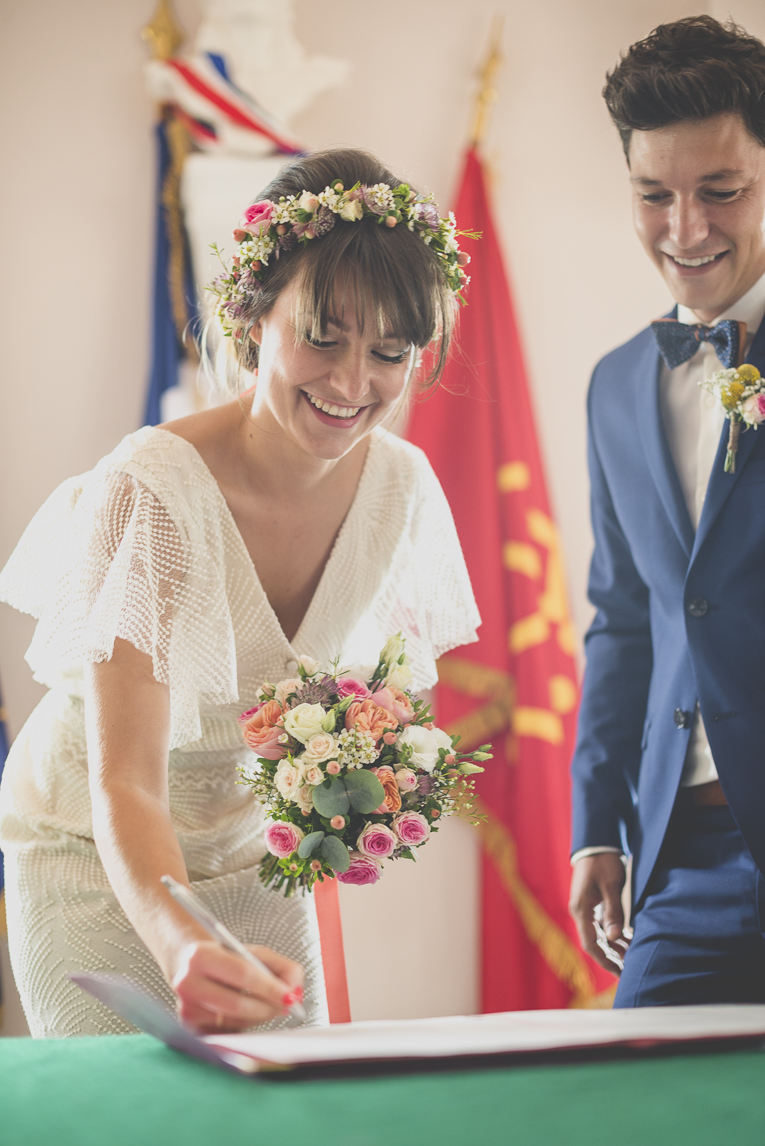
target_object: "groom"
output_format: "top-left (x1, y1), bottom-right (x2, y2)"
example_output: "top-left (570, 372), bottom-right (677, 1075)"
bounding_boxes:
top-left (569, 15), bottom-right (765, 1006)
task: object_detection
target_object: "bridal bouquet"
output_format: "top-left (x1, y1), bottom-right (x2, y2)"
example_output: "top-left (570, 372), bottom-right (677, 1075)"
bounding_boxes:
top-left (238, 636), bottom-right (492, 896)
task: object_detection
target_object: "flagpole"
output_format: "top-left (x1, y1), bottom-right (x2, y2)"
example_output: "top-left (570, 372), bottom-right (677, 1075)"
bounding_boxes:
top-left (470, 15), bottom-right (504, 150)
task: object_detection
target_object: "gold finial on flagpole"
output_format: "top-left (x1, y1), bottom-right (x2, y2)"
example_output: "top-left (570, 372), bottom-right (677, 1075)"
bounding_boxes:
top-left (470, 15), bottom-right (504, 149)
top-left (141, 0), bottom-right (184, 61)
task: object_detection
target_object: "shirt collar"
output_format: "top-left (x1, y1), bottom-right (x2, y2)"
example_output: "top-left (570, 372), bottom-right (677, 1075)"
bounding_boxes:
top-left (677, 269), bottom-right (765, 332)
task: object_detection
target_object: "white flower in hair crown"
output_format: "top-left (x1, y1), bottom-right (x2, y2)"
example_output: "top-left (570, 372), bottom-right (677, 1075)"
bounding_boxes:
top-left (208, 179), bottom-right (479, 342)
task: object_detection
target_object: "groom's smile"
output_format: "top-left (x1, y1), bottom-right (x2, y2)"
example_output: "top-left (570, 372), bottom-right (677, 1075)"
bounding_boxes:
top-left (628, 112), bottom-right (765, 321)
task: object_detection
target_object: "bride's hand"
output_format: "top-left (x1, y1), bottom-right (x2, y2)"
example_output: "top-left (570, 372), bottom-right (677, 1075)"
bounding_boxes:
top-left (171, 942), bottom-right (304, 1033)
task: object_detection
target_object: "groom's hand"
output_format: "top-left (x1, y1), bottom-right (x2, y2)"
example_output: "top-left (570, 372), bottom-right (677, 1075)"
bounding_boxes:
top-left (569, 853), bottom-right (629, 975)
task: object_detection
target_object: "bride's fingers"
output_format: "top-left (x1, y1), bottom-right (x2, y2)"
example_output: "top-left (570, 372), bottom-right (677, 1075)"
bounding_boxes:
top-left (247, 945), bottom-right (305, 994)
top-left (175, 967), bottom-right (283, 1026)
top-left (177, 996), bottom-right (265, 1033)
top-left (172, 942), bottom-right (294, 1024)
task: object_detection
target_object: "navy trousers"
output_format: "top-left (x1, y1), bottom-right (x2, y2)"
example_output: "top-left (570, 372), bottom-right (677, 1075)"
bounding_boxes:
top-left (614, 803), bottom-right (765, 1007)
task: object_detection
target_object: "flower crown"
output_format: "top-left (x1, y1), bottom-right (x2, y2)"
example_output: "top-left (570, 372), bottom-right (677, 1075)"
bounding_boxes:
top-left (209, 179), bottom-right (476, 343)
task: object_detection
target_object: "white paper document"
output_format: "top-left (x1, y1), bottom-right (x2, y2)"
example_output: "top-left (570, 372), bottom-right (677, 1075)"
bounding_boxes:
top-left (206, 1004), bottom-right (765, 1067)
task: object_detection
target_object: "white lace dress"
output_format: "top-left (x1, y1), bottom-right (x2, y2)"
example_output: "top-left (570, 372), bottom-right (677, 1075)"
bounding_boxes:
top-left (0, 426), bottom-right (479, 1037)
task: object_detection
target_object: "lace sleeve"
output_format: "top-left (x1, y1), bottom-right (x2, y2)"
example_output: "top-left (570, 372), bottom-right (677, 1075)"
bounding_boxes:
top-left (0, 464), bottom-right (238, 747)
top-left (375, 443), bottom-right (481, 691)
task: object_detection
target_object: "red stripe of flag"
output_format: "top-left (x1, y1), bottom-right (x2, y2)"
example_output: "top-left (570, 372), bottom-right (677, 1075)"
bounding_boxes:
top-left (166, 60), bottom-right (299, 154)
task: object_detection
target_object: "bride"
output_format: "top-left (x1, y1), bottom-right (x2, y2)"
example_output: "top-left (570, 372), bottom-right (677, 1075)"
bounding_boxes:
top-left (0, 147), bottom-right (479, 1037)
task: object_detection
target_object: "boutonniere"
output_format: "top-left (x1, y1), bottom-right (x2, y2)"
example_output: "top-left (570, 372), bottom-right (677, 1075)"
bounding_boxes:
top-left (699, 363), bottom-right (765, 473)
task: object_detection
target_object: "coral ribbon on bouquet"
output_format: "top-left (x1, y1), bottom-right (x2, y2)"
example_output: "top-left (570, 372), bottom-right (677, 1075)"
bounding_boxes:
top-left (314, 878), bottom-right (351, 1023)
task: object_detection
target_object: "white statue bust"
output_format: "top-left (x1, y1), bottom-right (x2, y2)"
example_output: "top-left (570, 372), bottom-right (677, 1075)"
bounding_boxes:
top-left (194, 0), bottom-right (350, 123)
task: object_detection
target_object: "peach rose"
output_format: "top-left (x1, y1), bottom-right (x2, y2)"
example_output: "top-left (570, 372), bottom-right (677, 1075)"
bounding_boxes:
top-left (371, 765), bottom-right (402, 814)
top-left (345, 698), bottom-right (395, 742)
top-left (239, 699), bottom-right (287, 760)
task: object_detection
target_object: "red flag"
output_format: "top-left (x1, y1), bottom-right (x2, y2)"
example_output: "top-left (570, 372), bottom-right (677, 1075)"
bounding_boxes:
top-left (407, 149), bottom-right (614, 1010)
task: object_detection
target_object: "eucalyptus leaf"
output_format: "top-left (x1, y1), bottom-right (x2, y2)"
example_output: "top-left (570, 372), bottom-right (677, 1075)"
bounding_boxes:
top-left (345, 769), bottom-right (386, 814)
top-left (298, 831), bottom-right (325, 859)
top-left (312, 777), bottom-right (350, 818)
top-left (320, 834), bottom-right (350, 873)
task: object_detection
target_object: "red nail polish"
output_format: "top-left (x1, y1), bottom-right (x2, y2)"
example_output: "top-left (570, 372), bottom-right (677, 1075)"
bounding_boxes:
top-left (293, 986), bottom-right (304, 1001)
top-left (282, 990), bottom-right (298, 1007)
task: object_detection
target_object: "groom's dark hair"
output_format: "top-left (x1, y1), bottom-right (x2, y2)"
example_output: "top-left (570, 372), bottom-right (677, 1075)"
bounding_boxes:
top-left (604, 15), bottom-right (765, 160)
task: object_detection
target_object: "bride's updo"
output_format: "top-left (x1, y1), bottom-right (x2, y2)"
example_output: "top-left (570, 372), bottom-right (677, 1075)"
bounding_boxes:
top-left (212, 148), bottom-right (459, 390)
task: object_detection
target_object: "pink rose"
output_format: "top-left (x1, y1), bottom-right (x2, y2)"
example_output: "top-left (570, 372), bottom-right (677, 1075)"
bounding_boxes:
top-left (392, 811), bottom-right (431, 847)
top-left (372, 686), bottom-right (414, 726)
top-left (743, 393), bottom-right (765, 424)
top-left (264, 820), bottom-right (304, 859)
top-left (336, 677), bottom-right (371, 701)
top-left (395, 767), bottom-right (418, 792)
top-left (356, 822), bottom-right (397, 860)
top-left (337, 852), bottom-right (383, 886)
top-left (241, 199), bottom-right (275, 236)
top-left (239, 699), bottom-right (287, 760)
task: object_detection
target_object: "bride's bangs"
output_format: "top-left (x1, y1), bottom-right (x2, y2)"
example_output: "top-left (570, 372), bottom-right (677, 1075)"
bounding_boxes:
top-left (292, 220), bottom-right (454, 386)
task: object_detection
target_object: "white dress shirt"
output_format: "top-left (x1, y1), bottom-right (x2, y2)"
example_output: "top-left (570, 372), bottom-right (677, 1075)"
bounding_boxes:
top-left (572, 271), bottom-right (765, 862)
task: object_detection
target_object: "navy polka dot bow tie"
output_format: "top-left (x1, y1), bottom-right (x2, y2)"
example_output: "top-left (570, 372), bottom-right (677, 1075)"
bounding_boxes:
top-left (651, 318), bottom-right (746, 370)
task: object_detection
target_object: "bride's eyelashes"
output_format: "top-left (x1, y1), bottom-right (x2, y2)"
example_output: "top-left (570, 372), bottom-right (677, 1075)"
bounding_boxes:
top-left (304, 333), bottom-right (411, 364)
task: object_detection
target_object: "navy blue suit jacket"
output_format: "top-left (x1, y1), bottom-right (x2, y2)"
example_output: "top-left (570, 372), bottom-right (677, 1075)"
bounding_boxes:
top-left (571, 313), bottom-right (765, 907)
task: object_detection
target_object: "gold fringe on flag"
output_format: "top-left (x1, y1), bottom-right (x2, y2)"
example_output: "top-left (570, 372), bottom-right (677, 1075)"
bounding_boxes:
top-left (477, 802), bottom-right (612, 1008)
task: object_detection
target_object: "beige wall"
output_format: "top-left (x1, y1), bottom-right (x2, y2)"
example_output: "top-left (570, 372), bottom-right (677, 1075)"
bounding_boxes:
top-left (2, 1), bottom-right (765, 1034)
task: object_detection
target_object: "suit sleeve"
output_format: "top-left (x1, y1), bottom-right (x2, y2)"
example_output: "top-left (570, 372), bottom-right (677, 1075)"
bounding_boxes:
top-left (570, 370), bottom-right (654, 855)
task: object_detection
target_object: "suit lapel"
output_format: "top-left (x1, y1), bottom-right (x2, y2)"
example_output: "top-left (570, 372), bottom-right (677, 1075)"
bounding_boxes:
top-left (637, 316), bottom-right (695, 559)
top-left (692, 310), bottom-right (765, 559)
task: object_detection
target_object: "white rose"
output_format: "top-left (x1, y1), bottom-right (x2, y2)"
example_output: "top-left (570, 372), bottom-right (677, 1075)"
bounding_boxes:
top-left (397, 725), bottom-right (441, 772)
top-left (303, 733), bottom-right (337, 764)
top-left (339, 198), bottom-right (363, 222)
top-left (302, 762), bottom-right (325, 786)
top-left (386, 662), bottom-right (412, 690)
top-left (275, 677), bottom-right (302, 705)
top-left (295, 784), bottom-right (315, 810)
top-left (283, 703), bottom-right (327, 743)
top-left (298, 655), bottom-right (321, 676)
top-left (274, 760), bottom-right (301, 798)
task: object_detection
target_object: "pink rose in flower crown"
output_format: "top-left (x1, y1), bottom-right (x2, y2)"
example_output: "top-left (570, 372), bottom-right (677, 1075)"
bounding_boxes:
top-left (336, 677), bottom-right (372, 701)
top-left (240, 200), bottom-right (276, 238)
top-left (372, 686), bottom-right (415, 726)
top-left (337, 852), bottom-right (383, 886)
top-left (264, 820), bottom-right (305, 859)
top-left (239, 699), bottom-right (287, 760)
top-left (393, 811), bottom-right (431, 847)
top-left (357, 822), bottom-right (397, 860)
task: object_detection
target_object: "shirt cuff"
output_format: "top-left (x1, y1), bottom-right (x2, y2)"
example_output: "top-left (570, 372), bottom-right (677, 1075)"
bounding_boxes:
top-left (570, 846), bottom-right (624, 866)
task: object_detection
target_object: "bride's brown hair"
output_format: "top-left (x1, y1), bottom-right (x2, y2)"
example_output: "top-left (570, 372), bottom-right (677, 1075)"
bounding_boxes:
top-left (226, 148), bottom-right (457, 389)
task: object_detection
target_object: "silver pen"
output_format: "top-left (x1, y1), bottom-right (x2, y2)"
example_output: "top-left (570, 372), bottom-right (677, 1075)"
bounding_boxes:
top-left (161, 875), bottom-right (307, 1021)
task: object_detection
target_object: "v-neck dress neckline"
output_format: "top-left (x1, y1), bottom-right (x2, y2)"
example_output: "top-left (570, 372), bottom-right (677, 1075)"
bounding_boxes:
top-left (151, 425), bottom-right (379, 656)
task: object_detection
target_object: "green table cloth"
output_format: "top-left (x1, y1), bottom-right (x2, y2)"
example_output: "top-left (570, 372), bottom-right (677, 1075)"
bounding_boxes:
top-left (1, 1034), bottom-right (763, 1146)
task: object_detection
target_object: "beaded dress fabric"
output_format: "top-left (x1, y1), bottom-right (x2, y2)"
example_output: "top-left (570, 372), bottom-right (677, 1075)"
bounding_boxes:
top-left (0, 427), bottom-right (479, 1037)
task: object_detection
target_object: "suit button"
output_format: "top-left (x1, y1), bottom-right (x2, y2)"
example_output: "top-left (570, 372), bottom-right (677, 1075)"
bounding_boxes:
top-left (674, 708), bottom-right (691, 729)
top-left (688, 597), bottom-right (708, 618)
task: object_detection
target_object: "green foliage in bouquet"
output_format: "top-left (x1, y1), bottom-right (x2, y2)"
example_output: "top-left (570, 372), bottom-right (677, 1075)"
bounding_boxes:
top-left (237, 636), bottom-right (492, 896)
